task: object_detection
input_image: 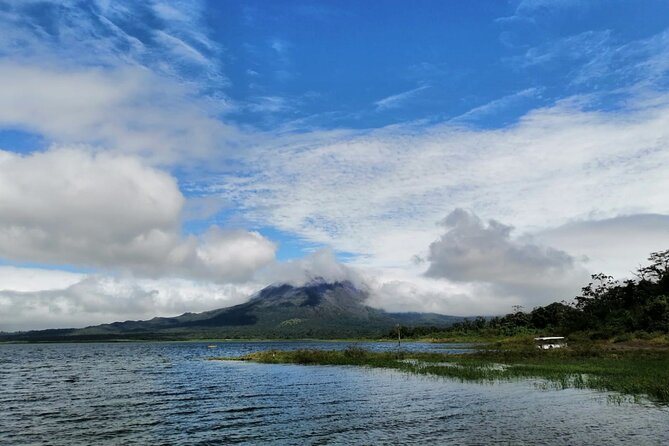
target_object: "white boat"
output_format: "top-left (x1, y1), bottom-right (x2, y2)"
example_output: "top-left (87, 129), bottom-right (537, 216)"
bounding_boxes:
top-left (534, 336), bottom-right (566, 349)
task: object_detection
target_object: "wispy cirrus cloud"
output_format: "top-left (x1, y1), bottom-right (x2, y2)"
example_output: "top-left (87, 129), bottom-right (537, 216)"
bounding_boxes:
top-left (450, 87), bottom-right (544, 124)
top-left (497, 0), bottom-right (597, 24)
top-left (571, 29), bottom-right (669, 88)
top-left (517, 30), bottom-right (612, 69)
top-left (219, 93), bottom-right (669, 275)
top-left (506, 25), bottom-right (669, 92)
top-left (375, 85), bottom-right (430, 111)
top-left (245, 96), bottom-right (293, 114)
top-left (268, 37), bottom-right (294, 81)
top-left (0, 0), bottom-right (226, 95)
top-left (0, 0), bottom-right (240, 165)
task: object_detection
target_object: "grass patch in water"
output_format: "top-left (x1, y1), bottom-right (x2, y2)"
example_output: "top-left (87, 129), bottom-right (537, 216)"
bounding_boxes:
top-left (212, 344), bottom-right (669, 404)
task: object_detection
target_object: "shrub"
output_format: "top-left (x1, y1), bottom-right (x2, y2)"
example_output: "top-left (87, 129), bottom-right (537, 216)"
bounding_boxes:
top-left (343, 345), bottom-right (368, 360)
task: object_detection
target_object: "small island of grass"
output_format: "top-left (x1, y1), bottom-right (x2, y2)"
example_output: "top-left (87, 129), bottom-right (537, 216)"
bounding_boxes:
top-left (213, 340), bottom-right (669, 404)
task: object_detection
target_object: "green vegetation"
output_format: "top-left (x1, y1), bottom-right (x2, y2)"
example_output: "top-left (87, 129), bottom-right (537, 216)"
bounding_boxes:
top-left (217, 342), bottom-right (669, 404)
top-left (216, 247), bottom-right (669, 405)
top-left (392, 249), bottom-right (669, 342)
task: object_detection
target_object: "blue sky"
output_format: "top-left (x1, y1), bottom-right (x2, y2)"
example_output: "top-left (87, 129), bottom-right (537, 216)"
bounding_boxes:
top-left (213, 0), bottom-right (669, 129)
top-left (1, 0), bottom-right (669, 330)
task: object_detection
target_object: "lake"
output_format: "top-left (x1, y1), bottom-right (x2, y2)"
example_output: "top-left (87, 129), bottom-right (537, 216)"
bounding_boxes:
top-left (1, 341), bottom-right (668, 445)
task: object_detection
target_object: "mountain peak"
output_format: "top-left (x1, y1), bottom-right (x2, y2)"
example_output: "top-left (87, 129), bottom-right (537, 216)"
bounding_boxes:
top-left (1, 280), bottom-right (462, 341)
top-left (252, 279), bottom-right (360, 301)
top-left (249, 280), bottom-right (367, 311)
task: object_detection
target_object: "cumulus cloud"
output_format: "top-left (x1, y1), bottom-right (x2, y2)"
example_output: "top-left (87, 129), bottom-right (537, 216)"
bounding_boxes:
top-left (188, 228), bottom-right (276, 282)
top-left (426, 209), bottom-right (574, 281)
top-left (257, 248), bottom-right (366, 288)
top-left (424, 209), bottom-right (589, 303)
top-left (0, 147), bottom-right (276, 282)
top-left (360, 265), bottom-right (527, 317)
top-left (0, 271), bottom-right (259, 331)
top-left (365, 275), bottom-right (482, 315)
top-left (536, 213), bottom-right (669, 279)
top-left (0, 266), bottom-right (83, 293)
top-left (0, 62), bottom-right (238, 163)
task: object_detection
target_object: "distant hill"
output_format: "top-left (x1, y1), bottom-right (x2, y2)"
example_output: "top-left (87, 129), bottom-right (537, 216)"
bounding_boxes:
top-left (0, 280), bottom-right (463, 341)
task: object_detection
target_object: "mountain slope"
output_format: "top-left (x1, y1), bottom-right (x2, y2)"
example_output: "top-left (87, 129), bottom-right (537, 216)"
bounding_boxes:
top-left (1, 281), bottom-right (462, 341)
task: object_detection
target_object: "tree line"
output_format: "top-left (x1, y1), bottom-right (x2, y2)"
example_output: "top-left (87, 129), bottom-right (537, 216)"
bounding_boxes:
top-left (392, 249), bottom-right (669, 340)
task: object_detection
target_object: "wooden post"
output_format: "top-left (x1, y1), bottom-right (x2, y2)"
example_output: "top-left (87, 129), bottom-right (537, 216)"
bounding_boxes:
top-left (396, 323), bottom-right (401, 350)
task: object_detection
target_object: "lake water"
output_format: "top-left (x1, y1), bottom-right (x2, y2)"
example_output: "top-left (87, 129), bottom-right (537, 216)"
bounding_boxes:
top-left (1, 341), bottom-right (668, 445)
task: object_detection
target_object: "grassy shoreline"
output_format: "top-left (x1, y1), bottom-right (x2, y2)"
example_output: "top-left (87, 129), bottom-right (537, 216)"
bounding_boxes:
top-left (212, 341), bottom-right (669, 404)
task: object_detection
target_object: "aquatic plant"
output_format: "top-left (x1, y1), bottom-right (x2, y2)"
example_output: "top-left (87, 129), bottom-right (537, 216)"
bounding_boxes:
top-left (220, 345), bottom-right (669, 404)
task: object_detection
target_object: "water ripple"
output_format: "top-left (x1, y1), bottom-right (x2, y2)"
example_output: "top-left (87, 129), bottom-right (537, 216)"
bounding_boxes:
top-left (1, 341), bottom-right (668, 445)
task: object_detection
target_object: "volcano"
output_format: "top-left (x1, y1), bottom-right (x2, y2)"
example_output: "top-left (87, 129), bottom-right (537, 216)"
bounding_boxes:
top-left (2, 280), bottom-right (462, 341)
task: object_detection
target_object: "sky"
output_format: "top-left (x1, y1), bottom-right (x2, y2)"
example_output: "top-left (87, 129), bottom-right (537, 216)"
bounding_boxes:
top-left (1, 0), bottom-right (669, 331)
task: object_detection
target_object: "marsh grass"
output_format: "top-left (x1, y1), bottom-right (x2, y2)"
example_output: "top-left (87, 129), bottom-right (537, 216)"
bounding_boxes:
top-left (213, 344), bottom-right (669, 404)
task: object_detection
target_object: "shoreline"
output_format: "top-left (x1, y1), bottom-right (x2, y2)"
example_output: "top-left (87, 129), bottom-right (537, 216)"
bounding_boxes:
top-left (211, 342), bottom-right (669, 404)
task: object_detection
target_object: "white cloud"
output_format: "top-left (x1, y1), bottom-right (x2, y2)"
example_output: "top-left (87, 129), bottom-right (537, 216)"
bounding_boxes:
top-left (154, 30), bottom-right (211, 66)
top-left (0, 0), bottom-right (226, 93)
top-left (450, 87), bottom-right (543, 123)
top-left (0, 271), bottom-right (259, 331)
top-left (270, 38), bottom-right (290, 56)
top-left (375, 85), bottom-right (430, 111)
top-left (514, 0), bottom-right (594, 15)
top-left (0, 266), bottom-right (83, 293)
top-left (189, 228), bottom-right (276, 282)
top-left (0, 62), bottom-right (238, 163)
top-left (246, 96), bottom-right (292, 113)
top-left (509, 27), bottom-right (669, 90)
top-left (0, 254), bottom-right (537, 331)
top-left (424, 209), bottom-right (588, 302)
top-left (426, 210), bottom-right (572, 278)
top-left (573, 29), bottom-right (669, 88)
top-left (517, 30), bottom-right (612, 69)
top-left (0, 147), bottom-right (276, 282)
top-left (0, 249), bottom-right (364, 331)
top-left (257, 248), bottom-right (366, 288)
top-left (266, 37), bottom-right (293, 81)
top-left (495, 0), bottom-right (596, 24)
top-left (365, 273), bottom-right (516, 316)
top-left (221, 94), bottom-right (669, 275)
top-left (536, 214), bottom-right (669, 279)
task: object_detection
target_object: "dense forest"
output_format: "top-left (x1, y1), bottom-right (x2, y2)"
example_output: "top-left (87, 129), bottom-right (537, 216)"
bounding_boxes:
top-left (395, 250), bottom-right (669, 340)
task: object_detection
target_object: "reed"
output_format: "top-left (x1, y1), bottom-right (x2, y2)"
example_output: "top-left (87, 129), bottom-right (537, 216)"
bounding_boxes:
top-left (214, 344), bottom-right (669, 404)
